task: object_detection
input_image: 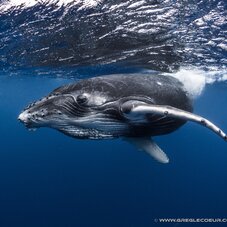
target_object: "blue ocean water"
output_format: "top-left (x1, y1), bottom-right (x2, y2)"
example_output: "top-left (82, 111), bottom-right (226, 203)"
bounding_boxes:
top-left (0, 0), bottom-right (227, 226)
top-left (0, 68), bottom-right (227, 227)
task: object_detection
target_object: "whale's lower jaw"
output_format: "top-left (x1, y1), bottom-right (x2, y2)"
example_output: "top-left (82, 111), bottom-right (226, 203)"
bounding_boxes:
top-left (58, 126), bottom-right (118, 140)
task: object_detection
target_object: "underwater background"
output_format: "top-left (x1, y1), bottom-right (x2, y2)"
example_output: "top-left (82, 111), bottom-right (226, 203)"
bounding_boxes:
top-left (0, 0), bottom-right (227, 226)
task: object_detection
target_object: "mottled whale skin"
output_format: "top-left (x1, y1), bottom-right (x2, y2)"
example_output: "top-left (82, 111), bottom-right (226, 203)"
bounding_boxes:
top-left (18, 74), bottom-right (226, 163)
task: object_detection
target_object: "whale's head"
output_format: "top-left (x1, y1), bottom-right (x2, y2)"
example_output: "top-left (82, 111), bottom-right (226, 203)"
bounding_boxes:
top-left (18, 81), bottom-right (127, 139)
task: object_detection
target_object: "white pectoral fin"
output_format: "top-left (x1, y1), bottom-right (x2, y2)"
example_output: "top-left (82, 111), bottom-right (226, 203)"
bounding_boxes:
top-left (121, 101), bottom-right (227, 141)
top-left (125, 137), bottom-right (169, 164)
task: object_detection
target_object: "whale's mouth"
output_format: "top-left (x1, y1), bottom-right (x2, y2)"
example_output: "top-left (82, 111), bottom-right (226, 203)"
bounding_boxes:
top-left (24, 123), bottom-right (38, 130)
top-left (18, 118), bottom-right (38, 130)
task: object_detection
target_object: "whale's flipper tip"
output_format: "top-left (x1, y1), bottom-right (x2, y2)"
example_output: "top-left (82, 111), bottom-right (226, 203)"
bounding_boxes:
top-left (125, 137), bottom-right (169, 164)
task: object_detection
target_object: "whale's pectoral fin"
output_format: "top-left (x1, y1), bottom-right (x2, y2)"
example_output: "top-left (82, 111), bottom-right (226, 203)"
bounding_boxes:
top-left (125, 137), bottom-right (169, 164)
top-left (121, 101), bottom-right (227, 141)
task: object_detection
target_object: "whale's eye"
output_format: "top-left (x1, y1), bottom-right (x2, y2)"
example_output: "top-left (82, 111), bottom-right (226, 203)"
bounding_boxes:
top-left (76, 94), bottom-right (88, 105)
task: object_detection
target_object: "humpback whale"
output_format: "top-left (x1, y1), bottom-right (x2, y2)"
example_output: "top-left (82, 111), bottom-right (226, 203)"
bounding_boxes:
top-left (18, 74), bottom-right (227, 163)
